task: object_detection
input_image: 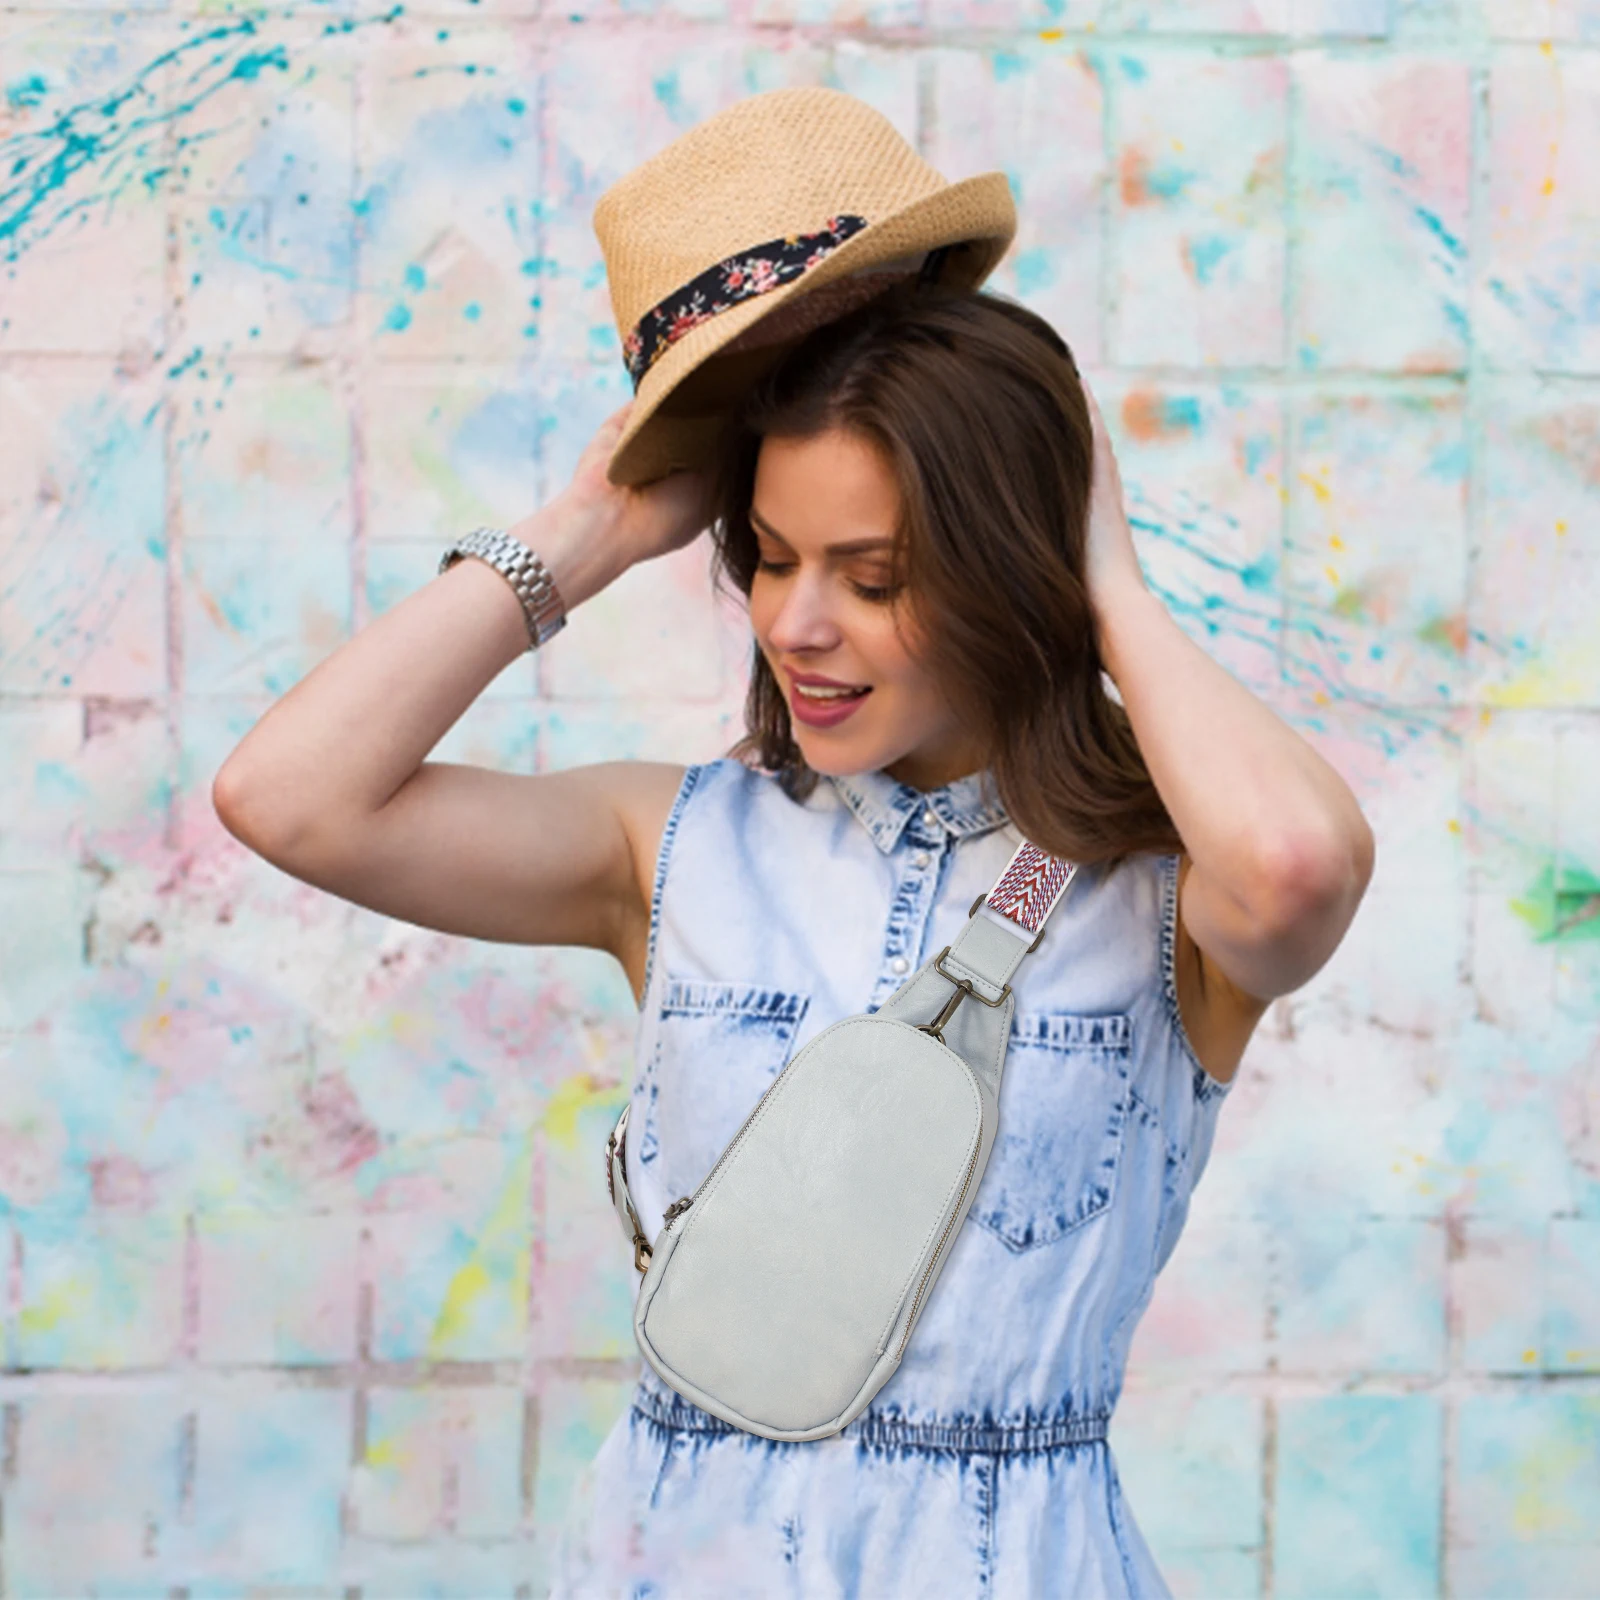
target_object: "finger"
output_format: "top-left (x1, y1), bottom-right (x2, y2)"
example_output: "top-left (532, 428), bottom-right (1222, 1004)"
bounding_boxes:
top-left (589, 405), bottom-right (632, 448)
top-left (1082, 384), bottom-right (1109, 437)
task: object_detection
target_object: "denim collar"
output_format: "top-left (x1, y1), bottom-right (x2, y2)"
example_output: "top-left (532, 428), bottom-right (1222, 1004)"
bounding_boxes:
top-left (828, 765), bottom-right (1012, 855)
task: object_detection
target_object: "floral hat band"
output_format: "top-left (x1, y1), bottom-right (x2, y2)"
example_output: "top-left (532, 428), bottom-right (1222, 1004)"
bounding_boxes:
top-left (622, 214), bottom-right (870, 390)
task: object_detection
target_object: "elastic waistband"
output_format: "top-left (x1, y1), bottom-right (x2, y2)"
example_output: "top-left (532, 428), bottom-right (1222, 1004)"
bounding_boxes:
top-left (630, 1382), bottom-right (1110, 1457)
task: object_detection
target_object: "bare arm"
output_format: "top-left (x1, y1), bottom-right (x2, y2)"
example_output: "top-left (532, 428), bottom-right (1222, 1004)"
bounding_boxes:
top-left (212, 405), bottom-right (711, 959)
top-left (1100, 578), bottom-right (1373, 997)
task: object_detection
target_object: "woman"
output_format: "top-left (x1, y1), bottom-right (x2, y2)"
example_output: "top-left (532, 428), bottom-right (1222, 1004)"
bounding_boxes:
top-left (555, 283), bottom-right (1371, 1597)
top-left (215, 92), bottom-right (1374, 1599)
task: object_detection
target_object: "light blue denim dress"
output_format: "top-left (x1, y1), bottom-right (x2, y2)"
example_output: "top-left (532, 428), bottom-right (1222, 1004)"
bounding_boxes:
top-left (553, 757), bottom-right (1234, 1599)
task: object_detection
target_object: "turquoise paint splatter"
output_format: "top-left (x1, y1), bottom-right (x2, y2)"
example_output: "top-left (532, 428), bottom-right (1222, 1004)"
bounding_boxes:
top-left (1162, 396), bottom-right (1203, 432)
top-left (1129, 482), bottom-right (1448, 758)
top-left (1013, 247), bottom-right (1053, 296)
top-left (1412, 201), bottom-right (1465, 263)
top-left (1143, 164), bottom-right (1196, 202)
top-left (36, 763), bottom-right (88, 804)
top-left (0, 12), bottom-right (402, 262)
top-left (652, 71), bottom-right (685, 122)
top-left (1187, 234), bottom-right (1232, 285)
top-left (6, 74), bottom-right (49, 112)
top-left (230, 47), bottom-right (291, 85)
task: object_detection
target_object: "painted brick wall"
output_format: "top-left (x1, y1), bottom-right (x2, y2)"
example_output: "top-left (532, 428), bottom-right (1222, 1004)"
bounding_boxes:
top-left (1, 0), bottom-right (1597, 1594)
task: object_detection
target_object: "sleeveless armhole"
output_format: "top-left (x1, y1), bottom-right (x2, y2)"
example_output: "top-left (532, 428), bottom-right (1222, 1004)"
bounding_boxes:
top-left (638, 762), bottom-right (710, 1013)
top-left (1158, 850), bottom-right (1235, 1112)
top-left (1147, 851), bottom-right (1235, 1271)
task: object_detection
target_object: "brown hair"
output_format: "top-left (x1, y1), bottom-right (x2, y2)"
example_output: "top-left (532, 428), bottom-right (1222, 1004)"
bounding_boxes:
top-left (707, 282), bottom-right (1182, 870)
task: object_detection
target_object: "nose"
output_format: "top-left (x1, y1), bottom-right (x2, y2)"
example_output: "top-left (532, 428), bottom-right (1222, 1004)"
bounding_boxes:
top-left (763, 566), bottom-right (845, 653)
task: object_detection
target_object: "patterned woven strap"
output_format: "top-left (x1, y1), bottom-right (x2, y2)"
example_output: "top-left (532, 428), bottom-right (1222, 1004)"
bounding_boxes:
top-left (982, 840), bottom-right (1077, 938)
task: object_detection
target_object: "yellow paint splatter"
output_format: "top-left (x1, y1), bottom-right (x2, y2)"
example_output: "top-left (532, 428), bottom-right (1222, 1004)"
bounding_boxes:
top-left (1511, 1417), bottom-right (1596, 1536)
top-left (427, 1135), bottom-right (533, 1359)
top-left (1039, 27), bottom-right (1063, 39)
top-left (1484, 660), bottom-right (1590, 707)
top-left (1522, 1348), bottom-right (1538, 1364)
top-left (544, 1070), bottom-right (625, 1152)
top-left (1556, 519), bottom-right (1568, 536)
top-left (1537, 40), bottom-right (1564, 204)
top-left (386, 1010), bottom-right (433, 1048)
top-left (1329, 534), bottom-right (1345, 551)
top-left (1447, 819), bottom-right (1461, 834)
top-left (18, 1280), bottom-right (86, 1337)
top-left (362, 1438), bottom-right (402, 1468)
top-left (1298, 470), bottom-right (1333, 505)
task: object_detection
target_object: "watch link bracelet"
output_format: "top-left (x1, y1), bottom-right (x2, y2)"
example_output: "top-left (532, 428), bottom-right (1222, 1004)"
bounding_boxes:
top-left (438, 525), bottom-right (568, 651)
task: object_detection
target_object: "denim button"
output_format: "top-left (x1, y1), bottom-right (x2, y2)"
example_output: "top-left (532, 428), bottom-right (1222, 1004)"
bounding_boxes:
top-left (890, 956), bottom-right (909, 974)
top-left (913, 851), bottom-right (931, 869)
top-left (921, 808), bottom-right (939, 828)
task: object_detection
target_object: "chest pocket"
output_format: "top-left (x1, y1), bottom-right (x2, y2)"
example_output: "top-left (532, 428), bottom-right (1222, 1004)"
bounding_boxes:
top-left (969, 1009), bottom-right (1133, 1253)
top-left (640, 976), bottom-right (812, 1201)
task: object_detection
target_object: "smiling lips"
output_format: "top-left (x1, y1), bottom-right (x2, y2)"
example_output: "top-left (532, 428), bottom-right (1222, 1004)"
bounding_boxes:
top-left (783, 670), bottom-right (873, 726)
top-left (794, 682), bottom-right (869, 700)
top-left (787, 670), bottom-right (870, 696)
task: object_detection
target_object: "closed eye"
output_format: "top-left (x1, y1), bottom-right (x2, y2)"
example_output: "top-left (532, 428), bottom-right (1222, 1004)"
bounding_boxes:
top-left (754, 557), bottom-right (901, 604)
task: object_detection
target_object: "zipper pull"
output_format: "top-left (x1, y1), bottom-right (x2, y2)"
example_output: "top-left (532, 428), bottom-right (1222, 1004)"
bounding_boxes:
top-left (662, 1196), bottom-right (694, 1225)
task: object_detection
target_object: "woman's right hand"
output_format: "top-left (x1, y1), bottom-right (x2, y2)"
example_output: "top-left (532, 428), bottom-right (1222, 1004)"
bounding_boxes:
top-left (547, 402), bottom-right (715, 576)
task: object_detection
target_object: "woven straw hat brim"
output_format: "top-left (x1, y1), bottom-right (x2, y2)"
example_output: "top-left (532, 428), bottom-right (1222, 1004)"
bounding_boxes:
top-left (605, 169), bottom-right (1016, 488)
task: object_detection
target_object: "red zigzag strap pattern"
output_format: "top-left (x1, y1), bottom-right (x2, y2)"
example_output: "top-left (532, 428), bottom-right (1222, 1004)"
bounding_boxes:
top-left (984, 840), bottom-right (1078, 936)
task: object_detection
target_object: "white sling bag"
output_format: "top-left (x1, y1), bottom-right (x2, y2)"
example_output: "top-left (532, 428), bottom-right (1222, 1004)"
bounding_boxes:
top-left (604, 839), bottom-right (1078, 1443)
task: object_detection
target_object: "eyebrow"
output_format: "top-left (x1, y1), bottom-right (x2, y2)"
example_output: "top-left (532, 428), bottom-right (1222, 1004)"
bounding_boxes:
top-left (749, 506), bottom-right (896, 556)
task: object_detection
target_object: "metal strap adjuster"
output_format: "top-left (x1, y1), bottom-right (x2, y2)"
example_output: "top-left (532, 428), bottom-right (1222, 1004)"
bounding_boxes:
top-left (914, 895), bottom-right (1042, 1044)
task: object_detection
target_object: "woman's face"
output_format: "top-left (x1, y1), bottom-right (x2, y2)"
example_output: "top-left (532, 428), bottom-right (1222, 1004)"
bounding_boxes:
top-left (747, 426), bottom-right (985, 792)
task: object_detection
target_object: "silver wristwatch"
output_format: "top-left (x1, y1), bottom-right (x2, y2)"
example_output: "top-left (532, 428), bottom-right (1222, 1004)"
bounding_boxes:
top-left (439, 525), bottom-right (567, 650)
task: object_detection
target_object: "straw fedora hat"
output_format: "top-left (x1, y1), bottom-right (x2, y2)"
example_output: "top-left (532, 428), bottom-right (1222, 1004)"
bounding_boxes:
top-left (594, 86), bottom-right (1017, 487)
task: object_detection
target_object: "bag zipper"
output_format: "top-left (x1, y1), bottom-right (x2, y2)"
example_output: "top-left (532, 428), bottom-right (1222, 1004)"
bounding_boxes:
top-left (893, 1134), bottom-right (981, 1361)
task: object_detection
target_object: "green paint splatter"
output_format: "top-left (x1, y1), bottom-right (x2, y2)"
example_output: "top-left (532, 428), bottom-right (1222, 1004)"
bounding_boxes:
top-left (1512, 861), bottom-right (1600, 943)
top-left (1331, 585), bottom-right (1368, 620)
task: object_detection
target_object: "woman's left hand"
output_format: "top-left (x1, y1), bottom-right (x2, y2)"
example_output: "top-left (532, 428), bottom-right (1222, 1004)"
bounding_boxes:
top-left (1080, 384), bottom-right (1151, 645)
